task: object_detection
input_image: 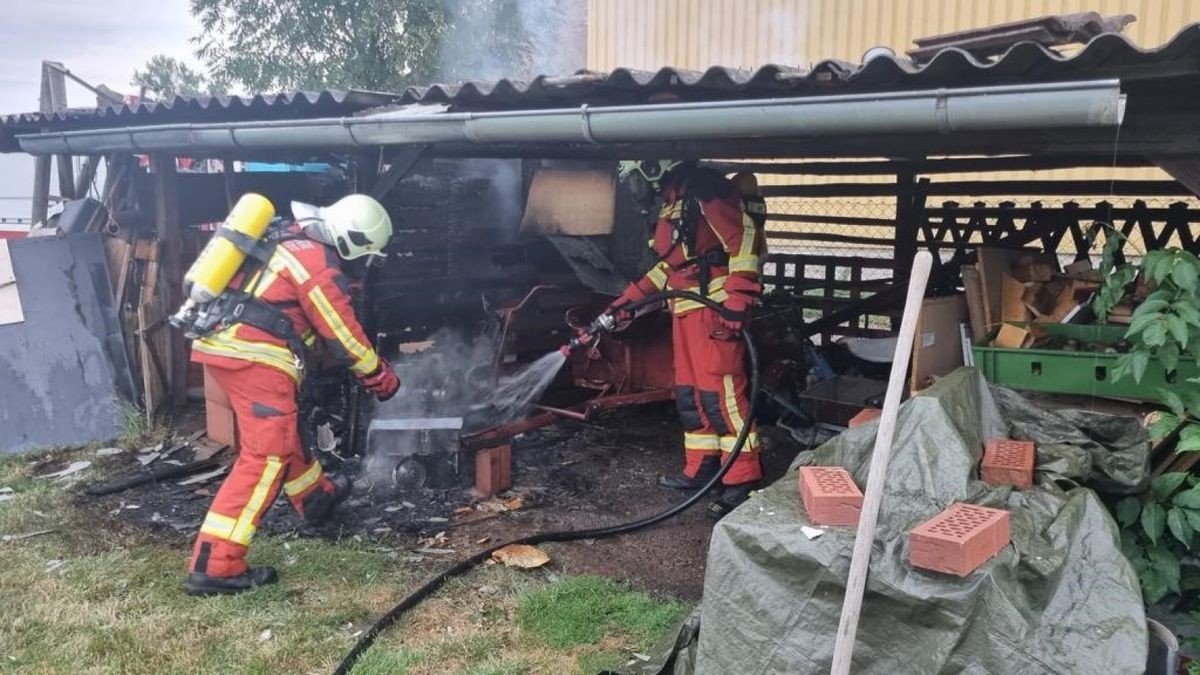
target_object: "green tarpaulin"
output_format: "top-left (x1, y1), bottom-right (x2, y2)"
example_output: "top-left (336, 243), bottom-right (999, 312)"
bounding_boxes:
top-left (642, 368), bottom-right (1150, 674)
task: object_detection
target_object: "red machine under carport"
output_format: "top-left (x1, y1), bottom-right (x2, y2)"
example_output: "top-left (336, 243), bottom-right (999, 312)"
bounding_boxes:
top-left (459, 284), bottom-right (676, 494)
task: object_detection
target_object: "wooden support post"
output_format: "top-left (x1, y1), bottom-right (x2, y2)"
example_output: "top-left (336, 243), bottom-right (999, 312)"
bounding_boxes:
top-left (222, 159), bottom-right (237, 210)
top-left (892, 171), bottom-right (918, 330)
top-left (354, 150), bottom-right (380, 194)
top-left (31, 158), bottom-right (51, 226)
top-left (30, 65), bottom-right (55, 225)
top-left (43, 62), bottom-right (75, 201)
top-left (371, 145), bottom-right (428, 200)
top-left (74, 155), bottom-right (101, 200)
top-left (893, 171), bottom-right (918, 280)
top-left (152, 156), bottom-right (188, 408)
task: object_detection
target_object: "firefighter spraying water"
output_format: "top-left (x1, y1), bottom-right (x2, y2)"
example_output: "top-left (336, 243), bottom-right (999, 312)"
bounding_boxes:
top-left (483, 159), bottom-right (767, 519)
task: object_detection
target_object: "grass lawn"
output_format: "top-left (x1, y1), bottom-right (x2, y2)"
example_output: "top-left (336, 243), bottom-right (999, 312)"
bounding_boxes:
top-left (0, 447), bottom-right (689, 674)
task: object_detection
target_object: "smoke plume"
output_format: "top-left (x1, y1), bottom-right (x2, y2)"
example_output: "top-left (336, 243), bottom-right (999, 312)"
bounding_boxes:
top-left (437, 0), bottom-right (586, 81)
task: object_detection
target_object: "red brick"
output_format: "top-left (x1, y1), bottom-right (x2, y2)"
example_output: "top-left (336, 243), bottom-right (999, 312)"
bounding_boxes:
top-left (981, 438), bottom-right (1035, 490)
top-left (475, 444), bottom-right (512, 496)
top-left (799, 466), bottom-right (863, 526)
top-left (909, 503), bottom-right (1010, 576)
top-left (848, 408), bottom-right (882, 428)
top-left (202, 366), bottom-right (229, 407)
top-left (205, 398), bottom-right (238, 448)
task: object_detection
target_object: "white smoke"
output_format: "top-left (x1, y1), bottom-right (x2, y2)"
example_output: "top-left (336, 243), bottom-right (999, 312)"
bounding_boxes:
top-left (456, 158), bottom-right (524, 236)
top-left (437, 0), bottom-right (586, 81)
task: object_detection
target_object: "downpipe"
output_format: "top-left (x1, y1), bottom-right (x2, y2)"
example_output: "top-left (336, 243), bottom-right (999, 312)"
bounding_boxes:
top-left (331, 289), bottom-right (760, 675)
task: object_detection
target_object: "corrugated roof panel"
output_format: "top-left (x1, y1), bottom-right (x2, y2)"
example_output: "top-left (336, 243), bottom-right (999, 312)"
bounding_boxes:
top-left (393, 24), bottom-right (1200, 107)
top-left (2, 23), bottom-right (1200, 146)
top-left (1, 90), bottom-right (397, 128)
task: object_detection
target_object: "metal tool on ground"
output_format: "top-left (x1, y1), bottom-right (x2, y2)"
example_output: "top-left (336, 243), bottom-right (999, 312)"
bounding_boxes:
top-left (830, 251), bottom-right (933, 675)
top-left (331, 289), bottom-right (761, 675)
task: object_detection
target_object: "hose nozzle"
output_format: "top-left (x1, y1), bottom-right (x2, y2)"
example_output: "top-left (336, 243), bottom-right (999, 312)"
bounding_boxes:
top-left (560, 311), bottom-right (617, 356)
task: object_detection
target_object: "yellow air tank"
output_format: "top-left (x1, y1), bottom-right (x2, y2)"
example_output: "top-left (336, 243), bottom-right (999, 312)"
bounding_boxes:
top-left (184, 193), bottom-right (275, 304)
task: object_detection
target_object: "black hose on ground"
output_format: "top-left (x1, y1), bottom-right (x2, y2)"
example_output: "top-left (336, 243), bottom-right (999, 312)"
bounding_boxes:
top-left (332, 290), bottom-right (760, 675)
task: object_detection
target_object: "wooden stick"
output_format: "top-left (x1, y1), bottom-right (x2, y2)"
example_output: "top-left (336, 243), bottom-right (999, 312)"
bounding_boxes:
top-left (830, 251), bottom-right (933, 675)
top-left (85, 458), bottom-right (222, 497)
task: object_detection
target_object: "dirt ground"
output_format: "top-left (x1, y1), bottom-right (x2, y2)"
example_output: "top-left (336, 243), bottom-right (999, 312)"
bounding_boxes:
top-left (78, 402), bottom-right (806, 601)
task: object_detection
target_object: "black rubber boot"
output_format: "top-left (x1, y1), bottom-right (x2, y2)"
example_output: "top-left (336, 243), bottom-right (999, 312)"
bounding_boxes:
top-left (658, 455), bottom-right (720, 491)
top-left (185, 566), bottom-right (278, 596)
top-left (707, 483), bottom-right (757, 520)
top-left (303, 472), bottom-right (353, 525)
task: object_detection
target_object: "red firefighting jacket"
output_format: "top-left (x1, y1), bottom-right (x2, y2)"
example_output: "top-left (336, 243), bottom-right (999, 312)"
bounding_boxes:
top-left (191, 231), bottom-right (380, 382)
top-left (628, 168), bottom-right (764, 315)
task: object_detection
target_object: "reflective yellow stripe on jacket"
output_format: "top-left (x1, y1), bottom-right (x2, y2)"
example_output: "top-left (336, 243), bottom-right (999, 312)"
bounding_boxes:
top-left (728, 211), bottom-right (761, 274)
top-left (670, 276), bottom-right (729, 315)
top-left (192, 246), bottom-right (309, 380)
top-left (306, 286), bottom-right (379, 376)
top-left (194, 328), bottom-right (301, 381)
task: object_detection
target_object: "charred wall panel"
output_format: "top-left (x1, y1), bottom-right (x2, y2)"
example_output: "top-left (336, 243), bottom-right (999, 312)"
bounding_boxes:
top-left (371, 158), bottom-right (552, 343)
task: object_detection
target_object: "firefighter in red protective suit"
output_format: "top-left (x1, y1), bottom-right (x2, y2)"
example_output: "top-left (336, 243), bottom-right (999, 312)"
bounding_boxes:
top-left (185, 194), bottom-right (400, 596)
top-left (607, 160), bottom-right (765, 518)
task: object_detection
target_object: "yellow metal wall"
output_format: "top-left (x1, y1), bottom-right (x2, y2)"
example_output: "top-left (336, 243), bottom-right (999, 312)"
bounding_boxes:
top-left (587, 0), bottom-right (1200, 74)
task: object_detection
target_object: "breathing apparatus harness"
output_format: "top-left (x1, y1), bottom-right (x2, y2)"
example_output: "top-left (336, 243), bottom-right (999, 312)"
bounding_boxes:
top-left (650, 166), bottom-right (735, 303)
top-left (178, 219), bottom-right (310, 361)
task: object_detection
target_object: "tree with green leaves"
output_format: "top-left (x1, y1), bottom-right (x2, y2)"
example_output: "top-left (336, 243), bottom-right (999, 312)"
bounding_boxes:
top-left (187, 0), bottom-right (582, 94)
top-left (131, 55), bottom-right (219, 100)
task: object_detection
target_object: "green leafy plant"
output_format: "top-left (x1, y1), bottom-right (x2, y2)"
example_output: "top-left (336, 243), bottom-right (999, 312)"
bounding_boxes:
top-left (1093, 239), bottom-right (1200, 447)
top-left (1115, 473), bottom-right (1200, 603)
top-left (1091, 225), bottom-right (1200, 601)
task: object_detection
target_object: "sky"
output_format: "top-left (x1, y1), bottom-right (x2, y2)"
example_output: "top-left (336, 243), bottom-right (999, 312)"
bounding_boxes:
top-left (0, 1), bottom-right (202, 220)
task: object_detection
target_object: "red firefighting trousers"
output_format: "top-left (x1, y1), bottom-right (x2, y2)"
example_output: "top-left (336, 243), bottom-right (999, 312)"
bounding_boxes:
top-left (673, 307), bottom-right (762, 485)
top-left (189, 362), bottom-right (336, 578)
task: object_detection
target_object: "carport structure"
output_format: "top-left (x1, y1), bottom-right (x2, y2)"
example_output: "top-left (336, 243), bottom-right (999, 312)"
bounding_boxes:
top-left (2, 25), bottom-right (1199, 411)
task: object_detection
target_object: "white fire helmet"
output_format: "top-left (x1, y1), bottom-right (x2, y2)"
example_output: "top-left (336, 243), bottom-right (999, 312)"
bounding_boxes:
top-left (291, 194), bottom-right (393, 260)
top-left (617, 160), bottom-right (685, 188)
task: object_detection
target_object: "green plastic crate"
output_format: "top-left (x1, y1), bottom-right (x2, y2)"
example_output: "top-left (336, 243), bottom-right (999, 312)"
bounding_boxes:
top-left (971, 323), bottom-right (1199, 401)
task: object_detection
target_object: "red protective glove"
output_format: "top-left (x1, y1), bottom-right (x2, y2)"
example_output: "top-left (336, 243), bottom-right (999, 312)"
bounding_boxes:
top-left (360, 359), bottom-right (400, 401)
top-left (605, 284), bottom-right (647, 325)
top-left (718, 291), bottom-right (755, 332)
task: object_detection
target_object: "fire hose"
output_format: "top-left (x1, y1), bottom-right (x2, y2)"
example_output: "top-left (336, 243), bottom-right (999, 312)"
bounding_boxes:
top-left (332, 289), bottom-right (760, 675)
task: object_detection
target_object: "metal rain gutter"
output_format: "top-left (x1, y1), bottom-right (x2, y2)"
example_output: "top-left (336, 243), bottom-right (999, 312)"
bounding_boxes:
top-left (15, 80), bottom-right (1124, 156)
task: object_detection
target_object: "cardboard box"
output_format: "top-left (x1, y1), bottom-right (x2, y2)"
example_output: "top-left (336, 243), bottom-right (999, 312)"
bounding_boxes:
top-left (1063, 259), bottom-right (1101, 282)
top-left (961, 265), bottom-right (987, 341)
top-left (992, 322), bottom-right (1048, 349)
top-left (1011, 254), bottom-right (1058, 283)
top-left (911, 294), bottom-right (967, 391)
